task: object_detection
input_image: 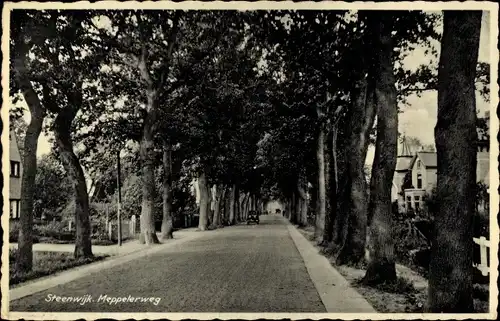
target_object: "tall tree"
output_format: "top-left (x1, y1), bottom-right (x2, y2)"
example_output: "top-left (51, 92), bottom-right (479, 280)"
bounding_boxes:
top-left (161, 141), bottom-right (174, 239)
top-left (11, 11), bottom-right (47, 271)
top-left (136, 11), bottom-right (181, 244)
top-left (427, 10), bottom-right (482, 313)
top-left (45, 12), bottom-right (108, 258)
top-left (363, 13), bottom-right (398, 284)
top-left (334, 13), bottom-right (377, 264)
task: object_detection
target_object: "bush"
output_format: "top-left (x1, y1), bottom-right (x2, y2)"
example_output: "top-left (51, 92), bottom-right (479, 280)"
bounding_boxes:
top-left (91, 229), bottom-right (109, 241)
top-left (35, 221), bottom-right (75, 241)
top-left (393, 219), bottom-right (429, 264)
top-left (9, 221), bottom-right (20, 242)
top-left (9, 221), bottom-right (40, 243)
top-left (9, 249), bottom-right (107, 285)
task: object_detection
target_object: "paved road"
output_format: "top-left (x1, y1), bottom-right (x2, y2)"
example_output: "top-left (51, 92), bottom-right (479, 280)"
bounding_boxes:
top-left (10, 215), bottom-right (326, 312)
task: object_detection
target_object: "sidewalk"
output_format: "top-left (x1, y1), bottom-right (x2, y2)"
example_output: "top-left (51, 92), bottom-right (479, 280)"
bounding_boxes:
top-left (286, 220), bottom-right (376, 313)
top-left (9, 229), bottom-right (205, 301)
top-left (9, 228), bottom-right (200, 256)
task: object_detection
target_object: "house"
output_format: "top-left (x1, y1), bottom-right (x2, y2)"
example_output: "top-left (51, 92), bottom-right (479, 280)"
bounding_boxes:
top-left (402, 138), bottom-right (490, 213)
top-left (9, 131), bottom-right (22, 219)
top-left (391, 136), bottom-right (414, 212)
top-left (403, 152), bottom-right (438, 212)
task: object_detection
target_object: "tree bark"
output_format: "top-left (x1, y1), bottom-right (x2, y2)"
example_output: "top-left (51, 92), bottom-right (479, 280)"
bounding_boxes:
top-left (234, 185), bottom-right (241, 222)
top-left (226, 185), bottom-right (234, 225)
top-left (137, 12), bottom-right (180, 243)
top-left (315, 126), bottom-right (327, 241)
top-left (54, 107), bottom-right (93, 258)
top-left (210, 185), bottom-right (224, 229)
top-left (297, 182), bottom-right (308, 227)
top-left (363, 14), bottom-right (398, 284)
top-left (427, 11), bottom-right (481, 313)
top-left (161, 141), bottom-right (174, 240)
top-left (198, 170), bottom-right (209, 231)
top-left (240, 193), bottom-right (247, 221)
top-left (224, 190), bottom-right (231, 224)
top-left (285, 198), bottom-right (290, 219)
top-left (207, 184), bottom-right (213, 226)
top-left (324, 126), bottom-right (338, 244)
top-left (139, 102), bottom-right (160, 244)
top-left (336, 78), bottom-right (376, 266)
top-left (15, 74), bottom-right (46, 272)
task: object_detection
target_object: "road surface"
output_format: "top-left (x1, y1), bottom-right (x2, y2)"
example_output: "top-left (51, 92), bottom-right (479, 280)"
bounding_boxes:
top-left (10, 215), bottom-right (326, 312)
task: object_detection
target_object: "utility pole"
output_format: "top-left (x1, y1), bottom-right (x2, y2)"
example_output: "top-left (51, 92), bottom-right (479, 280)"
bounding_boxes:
top-left (117, 150), bottom-right (122, 246)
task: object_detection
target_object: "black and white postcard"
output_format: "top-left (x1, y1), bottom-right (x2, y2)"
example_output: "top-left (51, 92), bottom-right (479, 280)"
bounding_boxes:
top-left (1, 1), bottom-right (498, 320)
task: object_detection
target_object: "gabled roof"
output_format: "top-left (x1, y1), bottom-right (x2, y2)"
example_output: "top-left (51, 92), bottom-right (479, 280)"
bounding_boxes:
top-left (395, 156), bottom-right (413, 172)
top-left (409, 152), bottom-right (438, 169)
top-left (10, 131), bottom-right (22, 162)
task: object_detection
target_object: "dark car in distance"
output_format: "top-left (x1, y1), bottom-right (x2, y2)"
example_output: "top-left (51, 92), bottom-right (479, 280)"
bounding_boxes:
top-left (247, 210), bottom-right (260, 225)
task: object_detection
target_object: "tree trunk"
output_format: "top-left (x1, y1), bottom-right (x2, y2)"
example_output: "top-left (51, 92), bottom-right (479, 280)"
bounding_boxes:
top-left (427, 11), bottom-right (481, 313)
top-left (315, 126), bottom-right (326, 241)
top-left (234, 185), bottom-right (240, 222)
top-left (297, 182), bottom-right (308, 227)
top-left (207, 184), bottom-right (213, 226)
top-left (54, 108), bottom-right (93, 258)
top-left (240, 193), bottom-right (247, 220)
top-left (363, 14), bottom-right (398, 284)
top-left (198, 170), bottom-right (209, 231)
top-left (15, 77), bottom-right (46, 272)
top-left (161, 141), bottom-right (174, 240)
top-left (224, 190), bottom-right (231, 224)
top-left (285, 198), bottom-right (291, 219)
top-left (210, 185), bottom-right (224, 229)
top-left (139, 106), bottom-right (160, 244)
top-left (324, 126), bottom-right (338, 244)
top-left (336, 77), bottom-right (376, 266)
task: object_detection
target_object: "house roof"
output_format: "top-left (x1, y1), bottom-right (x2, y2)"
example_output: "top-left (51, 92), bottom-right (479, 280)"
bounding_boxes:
top-left (409, 152), bottom-right (438, 169)
top-left (395, 156), bottom-right (413, 172)
top-left (9, 131), bottom-right (22, 200)
top-left (10, 131), bottom-right (22, 162)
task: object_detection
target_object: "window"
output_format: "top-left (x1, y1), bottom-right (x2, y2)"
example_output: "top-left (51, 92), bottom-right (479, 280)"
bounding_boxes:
top-left (406, 196), bottom-right (412, 210)
top-left (10, 161), bottom-right (20, 177)
top-left (416, 160), bottom-right (421, 170)
top-left (414, 196), bottom-right (420, 213)
top-left (417, 173), bottom-right (422, 189)
top-left (10, 200), bottom-right (20, 219)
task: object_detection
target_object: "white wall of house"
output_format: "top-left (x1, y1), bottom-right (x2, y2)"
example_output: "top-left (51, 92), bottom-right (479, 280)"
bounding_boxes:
top-left (410, 157), bottom-right (436, 193)
top-left (425, 168), bottom-right (437, 192)
top-left (411, 160), bottom-right (423, 189)
top-left (404, 189), bottom-right (426, 212)
top-left (391, 181), bottom-right (399, 202)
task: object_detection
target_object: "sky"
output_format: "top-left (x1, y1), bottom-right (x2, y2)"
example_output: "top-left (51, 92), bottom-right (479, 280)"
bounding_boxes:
top-left (17, 11), bottom-right (493, 162)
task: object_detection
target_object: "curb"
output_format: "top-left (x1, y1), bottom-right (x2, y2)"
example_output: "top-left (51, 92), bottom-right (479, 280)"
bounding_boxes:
top-left (9, 232), bottom-right (204, 302)
top-left (286, 223), bottom-right (376, 313)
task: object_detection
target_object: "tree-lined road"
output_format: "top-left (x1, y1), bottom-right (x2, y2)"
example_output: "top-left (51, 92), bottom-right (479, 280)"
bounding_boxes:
top-left (11, 215), bottom-right (326, 312)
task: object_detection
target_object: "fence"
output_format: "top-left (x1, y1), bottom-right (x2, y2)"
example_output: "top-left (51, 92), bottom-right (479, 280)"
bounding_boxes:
top-left (473, 236), bottom-right (490, 276)
top-left (107, 215), bottom-right (139, 240)
top-left (68, 215), bottom-right (140, 241)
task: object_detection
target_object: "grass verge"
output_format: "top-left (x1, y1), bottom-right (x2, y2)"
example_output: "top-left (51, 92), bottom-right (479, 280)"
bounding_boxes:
top-left (9, 249), bottom-right (108, 286)
top-left (297, 226), bottom-right (489, 313)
